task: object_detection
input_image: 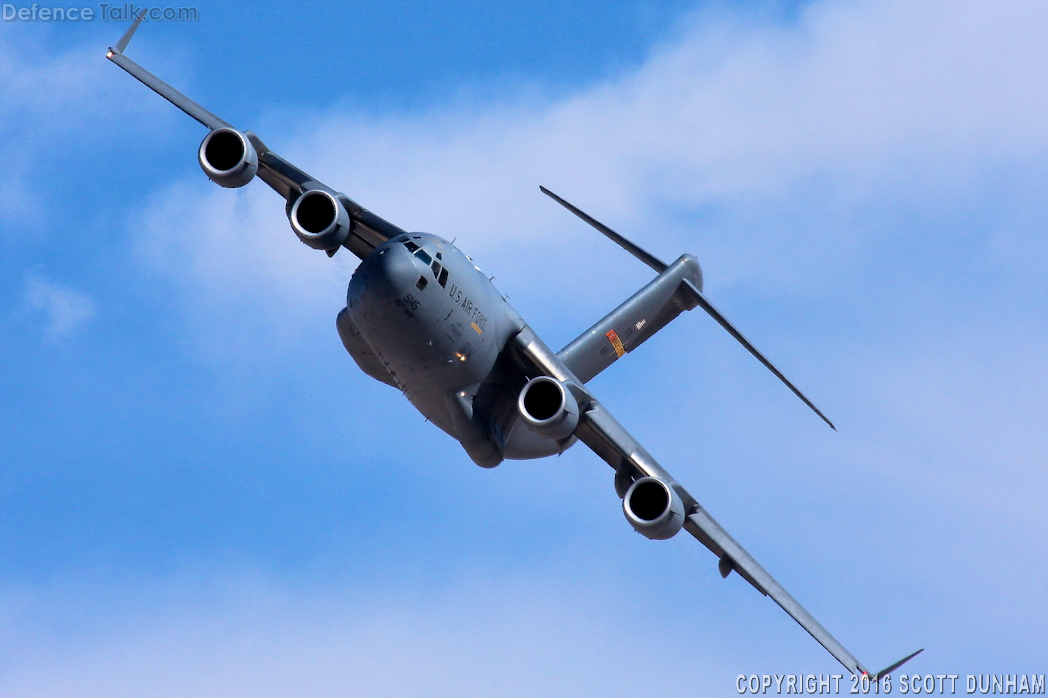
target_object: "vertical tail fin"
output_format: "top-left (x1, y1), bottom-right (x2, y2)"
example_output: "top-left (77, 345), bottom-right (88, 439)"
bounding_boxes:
top-left (541, 185), bottom-right (835, 430)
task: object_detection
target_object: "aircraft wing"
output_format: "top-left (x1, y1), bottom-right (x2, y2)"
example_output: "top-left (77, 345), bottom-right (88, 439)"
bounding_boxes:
top-left (576, 398), bottom-right (871, 675)
top-left (106, 12), bottom-right (404, 253)
top-left (512, 325), bottom-right (920, 679)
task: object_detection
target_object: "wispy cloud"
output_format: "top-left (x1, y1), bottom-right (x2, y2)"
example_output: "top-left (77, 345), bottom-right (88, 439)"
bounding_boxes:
top-left (0, 29), bottom-right (175, 233)
top-left (4, 1), bottom-right (1047, 690)
top-left (119, 0), bottom-right (1048, 569)
top-left (23, 273), bottom-right (96, 339)
top-left (1, 570), bottom-right (725, 698)
top-left (130, 0), bottom-right (1048, 311)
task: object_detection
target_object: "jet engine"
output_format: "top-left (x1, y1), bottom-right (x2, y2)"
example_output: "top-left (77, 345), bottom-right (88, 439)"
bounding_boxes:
top-left (622, 477), bottom-right (685, 540)
top-left (197, 128), bottom-right (258, 188)
top-left (517, 376), bottom-right (579, 441)
top-left (288, 189), bottom-right (352, 251)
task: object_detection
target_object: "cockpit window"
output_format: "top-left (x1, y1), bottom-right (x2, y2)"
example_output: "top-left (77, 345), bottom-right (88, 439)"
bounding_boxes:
top-left (431, 260), bottom-right (441, 278)
top-left (435, 252), bottom-right (442, 260)
top-left (415, 249), bottom-right (432, 265)
top-left (403, 240), bottom-right (419, 253)
top-left (438, 267), bottom-right (449, 288)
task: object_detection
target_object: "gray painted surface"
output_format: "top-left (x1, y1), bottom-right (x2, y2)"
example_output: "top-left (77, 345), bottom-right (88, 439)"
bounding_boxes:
top-left (106, 18), bottom-right (920, 680)
top-left (558, 254), bottom-right (703, 383)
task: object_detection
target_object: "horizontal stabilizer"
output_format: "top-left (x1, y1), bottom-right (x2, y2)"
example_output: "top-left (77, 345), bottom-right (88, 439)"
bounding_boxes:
top-left (540, 186), bottom-right (668, 273)
top-left (542, 186), bottom-right (835, 429)
top-left (681, 280), bottom-right (836, 430)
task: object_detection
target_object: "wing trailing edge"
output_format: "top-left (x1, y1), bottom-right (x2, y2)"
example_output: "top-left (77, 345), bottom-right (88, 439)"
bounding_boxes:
top-left (684, 508), bottom-right (866, 674)
top-left (106, 17), bottom-right (407, 255)
top-left (512, 326), bottom-right (918, 679)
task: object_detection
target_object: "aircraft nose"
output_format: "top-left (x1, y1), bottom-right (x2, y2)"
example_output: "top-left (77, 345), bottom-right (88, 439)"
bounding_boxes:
top-left (369, 244), bottom-right (420, 298)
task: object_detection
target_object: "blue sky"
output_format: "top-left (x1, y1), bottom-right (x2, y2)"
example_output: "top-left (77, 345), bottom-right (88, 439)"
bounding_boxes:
top-left (2, 1), bottom-right (1046, 695)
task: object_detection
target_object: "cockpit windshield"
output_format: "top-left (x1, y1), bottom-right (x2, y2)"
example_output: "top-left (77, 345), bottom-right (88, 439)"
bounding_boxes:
top-left (398, 239), bottom-right (448, 289)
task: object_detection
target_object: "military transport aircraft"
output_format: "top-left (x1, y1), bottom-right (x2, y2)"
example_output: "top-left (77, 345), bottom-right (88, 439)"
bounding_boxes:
top-left (107, 14), bottom-right (921, 679)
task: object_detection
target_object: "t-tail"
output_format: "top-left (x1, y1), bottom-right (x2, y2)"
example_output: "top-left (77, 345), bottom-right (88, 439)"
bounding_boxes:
top-left (541, 186), bottom-right (836, 430)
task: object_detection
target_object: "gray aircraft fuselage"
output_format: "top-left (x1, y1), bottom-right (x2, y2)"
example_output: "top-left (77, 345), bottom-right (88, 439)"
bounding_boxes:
top-left (339, 232), bottom-right (569, 467)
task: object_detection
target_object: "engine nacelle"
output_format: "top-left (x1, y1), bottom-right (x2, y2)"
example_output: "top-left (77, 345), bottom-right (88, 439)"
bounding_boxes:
top-left (198, 128), bottom-right (258, 188)
top-left (623, 477), bottom-right (685, 540)
top-left (517, 376), bottom-right (579, 441)
top-left (288, 189), bottom-right (352, 251)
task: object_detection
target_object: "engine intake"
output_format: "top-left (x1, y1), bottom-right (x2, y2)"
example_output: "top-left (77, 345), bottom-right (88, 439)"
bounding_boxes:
top-left (623, 477), bottom-right (685, 540)
top-left (198, 128), bottom-right (258, 188)
top-left (289, 189), bottom-right (352, 251)
top-left (517, 376), bottom-right (579, 441)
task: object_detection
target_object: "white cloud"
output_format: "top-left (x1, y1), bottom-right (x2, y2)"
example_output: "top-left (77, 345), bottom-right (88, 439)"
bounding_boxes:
top-left (129, 0), bottom-right (1048, 314)
top-left (130, 179), bottom-right (354, 360)
top-left (0, 570), bottom-right (725, 698)
top-left (120, 0), bottom-right (1048, 577)
top-left (6, 0), bottom-right (1047, 685)
top-left (23, 273), bottom-right (96, 339)
top-left (0, 29), bottom-right (179, 232)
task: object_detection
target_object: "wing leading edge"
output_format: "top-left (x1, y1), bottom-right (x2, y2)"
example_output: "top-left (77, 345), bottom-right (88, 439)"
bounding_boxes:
top-left (512, 325), bottom-right (920, 678)
top-left (106, 13), bottom-right (406, 254)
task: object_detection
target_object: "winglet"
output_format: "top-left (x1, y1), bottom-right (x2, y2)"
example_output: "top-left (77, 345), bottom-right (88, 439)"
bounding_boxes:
top-left (873, 648), bottom-right (924, 680)
top-left (112, 9), bottom-right (147, 55)
top-left (105, 12), bottom-right (231, 131)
